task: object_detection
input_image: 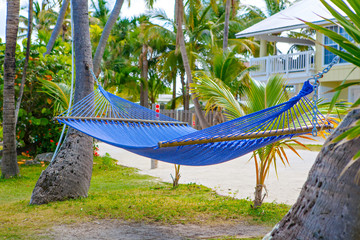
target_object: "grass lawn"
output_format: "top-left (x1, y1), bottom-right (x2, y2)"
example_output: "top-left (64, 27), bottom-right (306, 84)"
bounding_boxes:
top-left (0, 155), bottom-right (289, 239)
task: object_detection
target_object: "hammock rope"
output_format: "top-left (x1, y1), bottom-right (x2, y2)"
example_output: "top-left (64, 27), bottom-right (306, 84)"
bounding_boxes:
top-left (55, 78), bottom-right (333, 166)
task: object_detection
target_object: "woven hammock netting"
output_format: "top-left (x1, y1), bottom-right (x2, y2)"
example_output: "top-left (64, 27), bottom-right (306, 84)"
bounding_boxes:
top-left (56, 80), bottom-right (331, 166)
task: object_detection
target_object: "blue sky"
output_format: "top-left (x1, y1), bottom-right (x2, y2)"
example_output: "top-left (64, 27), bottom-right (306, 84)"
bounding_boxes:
top-left (0, 0), bottom-right (265, 41)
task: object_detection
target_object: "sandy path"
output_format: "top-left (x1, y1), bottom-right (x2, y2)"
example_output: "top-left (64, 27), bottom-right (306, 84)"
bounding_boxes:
top-left (98, 139), bottom-right (321, 205)
top-left (51, 220), bottom-right (272, 240)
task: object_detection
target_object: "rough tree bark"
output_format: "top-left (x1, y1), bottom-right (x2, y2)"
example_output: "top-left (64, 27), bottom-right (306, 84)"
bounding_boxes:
top-left (140, 44), bottom-right (149, 108)
top-left (222, 0), bottom-right (231, 51)
top-left (180, 70), bottom-right (189, 110)
top-left (1, 0), bottom-right (20, 178)
top-left (176, 0), bottom-right (209, 128)
top-left (93, 0), bottom-right (124, 76)
top-left (30, 0), bottom-right (94, 204)
top-left (265, 108), bottom-right (360, 239)
top-left (15, 0), bottom-right (33, 125)
top-left (171, 74), bottom-right (176, 109)
top-left (44, 0), bottom-right (69, 56)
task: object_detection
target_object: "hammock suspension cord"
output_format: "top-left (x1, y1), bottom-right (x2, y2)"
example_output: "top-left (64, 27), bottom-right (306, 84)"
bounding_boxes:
top-left (310, 55), bottom-right (339, 136)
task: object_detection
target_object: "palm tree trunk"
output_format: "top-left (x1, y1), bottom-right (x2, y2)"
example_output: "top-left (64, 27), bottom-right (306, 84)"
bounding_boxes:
top-left (171, 74), bottom-right (176, 110)
top-left (30, 0), bottom-right (94, 205)
top-left (1, 0), bottom-right (20, 178)
top-left (15, 0), bottom-right (33, 126)
top-left (44, 0), bottom-right (69, 56)
top-left (266, 108), bottom-right (360, 239)
top-left (180, 70), bottom-right (188, 110)
top-left (93, 0), bottom-right (124, 76)
top-left (253, 184), bottom-right (263, 208)
top-left (140, 44), bottom-right (149, 108)
top-left (176, 0), bottom-right (209, 129)
top-left (223, 0), bottom-right (231, 51)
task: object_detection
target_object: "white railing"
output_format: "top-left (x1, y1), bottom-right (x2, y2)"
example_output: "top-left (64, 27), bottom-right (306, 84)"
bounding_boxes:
top-left (250, 51), bottom-right (315, 77)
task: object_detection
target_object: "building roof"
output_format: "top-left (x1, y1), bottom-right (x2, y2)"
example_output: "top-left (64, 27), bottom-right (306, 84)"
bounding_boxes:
top-left (236, 0), bottom-right (343, 38)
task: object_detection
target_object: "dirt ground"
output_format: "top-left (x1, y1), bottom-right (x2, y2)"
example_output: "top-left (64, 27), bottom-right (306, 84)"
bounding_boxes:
top-left (50, 220), bottom-right (272, 240)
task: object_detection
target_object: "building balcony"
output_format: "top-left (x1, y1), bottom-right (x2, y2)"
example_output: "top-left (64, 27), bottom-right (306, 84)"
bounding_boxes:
top-left (249, 51), bottom-right (315, 83)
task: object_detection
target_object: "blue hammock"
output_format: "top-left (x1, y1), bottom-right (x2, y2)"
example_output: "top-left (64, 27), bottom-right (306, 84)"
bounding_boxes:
top-left (55, 80), bottom-right (332, 166)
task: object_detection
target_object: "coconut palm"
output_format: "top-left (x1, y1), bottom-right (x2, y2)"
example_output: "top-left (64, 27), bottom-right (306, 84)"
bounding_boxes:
top-left (44, 0), bottom-right (69, 56)
top-left (31, 0), bottom-right (95, 205)
top-left (2, 0), bottom-right (21, 178)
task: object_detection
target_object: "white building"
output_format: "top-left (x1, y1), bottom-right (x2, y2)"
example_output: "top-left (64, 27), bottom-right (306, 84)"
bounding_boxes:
top-left (236, 0), bottom-right (360, 102)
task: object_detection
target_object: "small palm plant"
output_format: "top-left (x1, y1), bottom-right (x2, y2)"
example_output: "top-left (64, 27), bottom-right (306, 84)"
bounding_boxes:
top-left (192, 74), bottom-right (314, 207)
top-left (39, 79), bottom-right (71, 114)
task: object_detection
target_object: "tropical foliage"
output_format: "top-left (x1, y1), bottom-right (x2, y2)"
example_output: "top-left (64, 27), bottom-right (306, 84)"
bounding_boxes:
top-left (192, 74), bottom-right (314, 207)
top-left (305, 0), bottom-right (360, 182)
top-left (1, 0), bottom-right (343, 199)
top-left (0, 32), bottom-right (72, 155)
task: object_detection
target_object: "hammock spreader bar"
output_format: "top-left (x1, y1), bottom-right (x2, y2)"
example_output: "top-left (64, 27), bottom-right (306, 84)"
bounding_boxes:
top-left (54, 116), bottom-right (188, 126)
top-left (55, 79), bottom-right (333, 166)
top-left (157, 124), bottom-right (333, 148)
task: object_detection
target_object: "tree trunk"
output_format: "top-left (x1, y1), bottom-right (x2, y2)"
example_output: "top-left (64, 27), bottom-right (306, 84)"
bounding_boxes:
top-left (172, 164), bottom-right (181, 187)
top-left (1, 0), bottom-right (20, 178)
top-left (180, 70), bottom-right (189, 110)
top-left (266, 108), bottom-right (360, 239)
top-left (93, 0), bottom-right (124, 76)
top-left (171, 74), bottom-right (176, 110)
top-left (176, 0), bottom-right (209, 128)
top-left (15, 0), bottom-right (33, 126)
top-left (44, 0), bottom-right (69, 56)
top-left (185, 72), bottom-right (190, 111)
top-left (140, 44), bottom-right (149, 108)
top-left (223, 0), bottom-right (231, 51)
top-left (253, 184), bottom-right (263, 208)
top-left (30, 0), bottom-right (94, 205)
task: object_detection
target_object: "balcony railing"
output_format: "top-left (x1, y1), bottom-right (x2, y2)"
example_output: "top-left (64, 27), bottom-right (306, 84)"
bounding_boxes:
top-left (250, 51), bottom-right (315, 78)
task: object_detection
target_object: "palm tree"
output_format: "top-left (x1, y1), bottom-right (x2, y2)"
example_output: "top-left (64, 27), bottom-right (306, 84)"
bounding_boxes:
top-left (31, 0), bottom-right (94, 204)
top-left (44, 0), bottom-right (69, 56)
top-left (15, 0), bottom-right (33, 125)
top-left (2, 0), bottom-right (21, 178)
top-left (92, 0), bottom-right (124, 76)
top-left (192, 74), bottom-right (314, 207)
top-left (269, 0), bottom-right (360, 238)
top-left (176, 0), bottom-right (210, 129)
top-left (222, 0), bottom-right (241, 51)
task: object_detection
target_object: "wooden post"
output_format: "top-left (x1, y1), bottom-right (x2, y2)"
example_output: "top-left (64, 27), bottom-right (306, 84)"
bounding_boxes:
top-left (151, 159), bottom-right (158, 169)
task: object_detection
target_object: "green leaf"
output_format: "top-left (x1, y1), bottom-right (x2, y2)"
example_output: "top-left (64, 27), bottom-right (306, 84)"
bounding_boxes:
top-left (353, 150), bottom-right (360, 161)
top-left (351, 97), bottom-right (360, 108)
top-left (320, 0), bottom-right (360, 42)
top-left (40, 118), bottom-right (49, 126)
top-left (327, 80), bottom-right (360, 93)
top-left (327, 67), bottom-right (356, 116)
top-left (18, 108), bottom-right (26, 117)
top-left (325, 0), bottom-right (360, 29)
top-left (346, 0), bottom-right (360, 16)
top-left (39, 46), bottom-right (47, 54)
top-left (32, 119), bottom-right (41, 125)
top-left (324, 45), bottom-right (360, 68)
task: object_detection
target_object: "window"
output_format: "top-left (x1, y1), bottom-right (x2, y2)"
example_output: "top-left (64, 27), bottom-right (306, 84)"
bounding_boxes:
top-left (323, 26), bottom-right (353, 64)
top-left (285, 85), bottom-right (296, 93)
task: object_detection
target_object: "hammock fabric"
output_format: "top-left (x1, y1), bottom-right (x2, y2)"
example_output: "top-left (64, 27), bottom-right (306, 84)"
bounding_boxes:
top-left (56, 80), bottom-right (331, 166)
